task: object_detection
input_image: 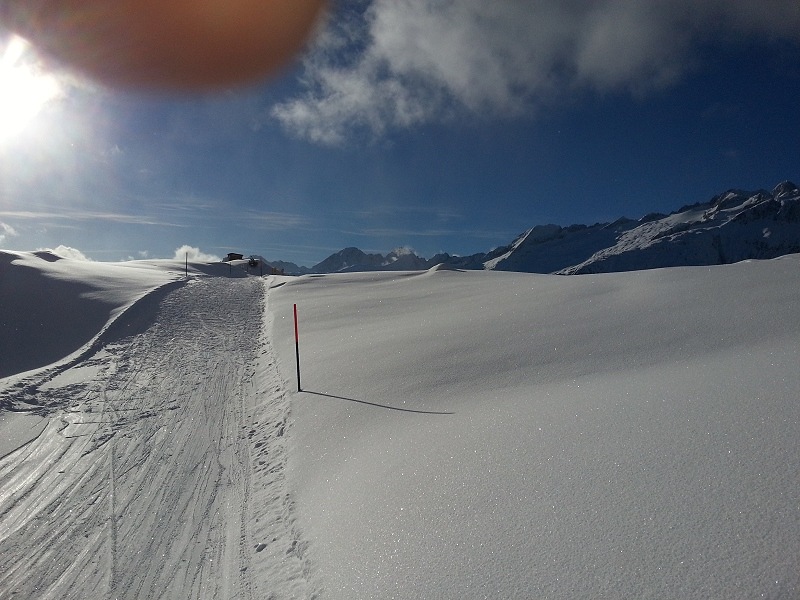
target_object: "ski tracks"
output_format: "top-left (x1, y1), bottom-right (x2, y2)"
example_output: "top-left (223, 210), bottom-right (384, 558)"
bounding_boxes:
top-left (0, 277), bottom-right (316, 599)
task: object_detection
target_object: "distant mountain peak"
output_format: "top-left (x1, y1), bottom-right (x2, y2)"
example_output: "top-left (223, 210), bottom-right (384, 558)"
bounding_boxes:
top-left (773, 180), bottom-right (799, 198)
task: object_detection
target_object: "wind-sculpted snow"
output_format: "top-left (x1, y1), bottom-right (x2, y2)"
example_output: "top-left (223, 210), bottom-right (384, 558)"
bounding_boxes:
top-left (0, 277), bottom-right (316, 599)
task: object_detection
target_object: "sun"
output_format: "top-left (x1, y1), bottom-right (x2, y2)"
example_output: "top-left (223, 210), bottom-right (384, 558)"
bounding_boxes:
top-left (0, 35), bottom-right (63, 142)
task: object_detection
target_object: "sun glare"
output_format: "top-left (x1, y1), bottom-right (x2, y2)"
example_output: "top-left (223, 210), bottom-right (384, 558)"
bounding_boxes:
top-left (0, 35), bottom-right (63, 142)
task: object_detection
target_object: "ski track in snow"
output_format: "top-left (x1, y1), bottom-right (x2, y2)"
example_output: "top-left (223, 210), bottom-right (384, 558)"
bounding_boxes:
top-left (0, 277), bottom-right (316, 599)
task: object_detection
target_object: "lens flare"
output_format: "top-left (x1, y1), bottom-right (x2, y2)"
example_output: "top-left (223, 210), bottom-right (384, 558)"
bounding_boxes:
top-left (0, 35), bottom-right (63, 142)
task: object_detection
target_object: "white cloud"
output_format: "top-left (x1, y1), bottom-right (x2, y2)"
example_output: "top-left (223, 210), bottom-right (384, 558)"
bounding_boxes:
top-left (1, 221), bottom-right (18, 244)
top-left (174, 245), bottom-right (221, 262)
top-left (272, 0), bottom-right (800, 144)
top-left (47, 245), bottom-right (92, 261)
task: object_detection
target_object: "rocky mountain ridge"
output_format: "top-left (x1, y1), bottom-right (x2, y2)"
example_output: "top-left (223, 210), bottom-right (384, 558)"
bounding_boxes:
top-left (268, 181), bottom-right (800, 275)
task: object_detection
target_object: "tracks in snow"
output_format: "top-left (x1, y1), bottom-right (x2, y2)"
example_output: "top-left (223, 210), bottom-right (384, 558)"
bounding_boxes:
top-left (0, 277), bottom-right (316, 599)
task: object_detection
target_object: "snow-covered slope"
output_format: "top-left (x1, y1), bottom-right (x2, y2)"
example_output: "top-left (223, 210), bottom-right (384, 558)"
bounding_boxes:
top-left (267, 257), bottom-right (800, 600)
top-left (1, 251), bottom-right (799, 599)
top-left (0, 250), bottom-right (180, 379)
top-left (482, 221), bottom-right (636, 272)
top-left (0, 257), bottom-right (315, 599)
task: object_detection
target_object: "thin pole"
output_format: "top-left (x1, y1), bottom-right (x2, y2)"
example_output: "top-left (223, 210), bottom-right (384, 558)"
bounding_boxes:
top-left (294, 303), bottom-right (301, 392)
top-left (185, 252), bottom-right (188, 278)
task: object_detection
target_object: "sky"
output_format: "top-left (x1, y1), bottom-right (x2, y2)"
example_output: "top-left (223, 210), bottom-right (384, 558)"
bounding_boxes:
top-left (0, 0), bottom-right (799, 266)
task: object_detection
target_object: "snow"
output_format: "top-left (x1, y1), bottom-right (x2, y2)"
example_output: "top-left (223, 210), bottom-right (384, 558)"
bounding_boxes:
top-left (1, 260), bottom-right (314, 599)
top-left (269, 260), bottom-right (800, 599)
top-left (1, 250), bottom-right (799, 599)
top-left (0, 250), bottom-right (181, 379)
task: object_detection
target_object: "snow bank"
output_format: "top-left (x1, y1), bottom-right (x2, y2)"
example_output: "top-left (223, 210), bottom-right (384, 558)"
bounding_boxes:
top-left (268, 258), bottom-right (800, 599)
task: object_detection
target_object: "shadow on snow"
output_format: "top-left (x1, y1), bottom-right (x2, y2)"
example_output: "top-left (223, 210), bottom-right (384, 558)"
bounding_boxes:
top-left (300, 390), bottom-right (453, 415)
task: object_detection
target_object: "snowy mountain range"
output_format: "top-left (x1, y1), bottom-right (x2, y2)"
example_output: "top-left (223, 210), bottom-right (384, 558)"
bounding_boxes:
top-left (273, 181), bottom-right (799, 274)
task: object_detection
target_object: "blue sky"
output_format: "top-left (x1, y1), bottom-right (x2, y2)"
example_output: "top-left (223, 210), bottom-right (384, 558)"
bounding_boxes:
top-left (1, 0), bottom-right (799, 266)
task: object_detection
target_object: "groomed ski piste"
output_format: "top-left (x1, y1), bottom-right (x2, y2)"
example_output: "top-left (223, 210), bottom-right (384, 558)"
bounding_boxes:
top-left (1, 249), bottom-right (798, 599)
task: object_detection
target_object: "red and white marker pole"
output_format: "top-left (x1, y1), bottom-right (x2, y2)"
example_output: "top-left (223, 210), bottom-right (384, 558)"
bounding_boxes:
top-left (294, 303), bottom-right (301, 392)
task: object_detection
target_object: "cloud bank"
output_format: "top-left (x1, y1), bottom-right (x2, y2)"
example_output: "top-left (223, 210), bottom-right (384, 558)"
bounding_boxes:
top-left (174, 245), bottom-right (221, 262)
top-left (271, 0), bottom-right (800, 144)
